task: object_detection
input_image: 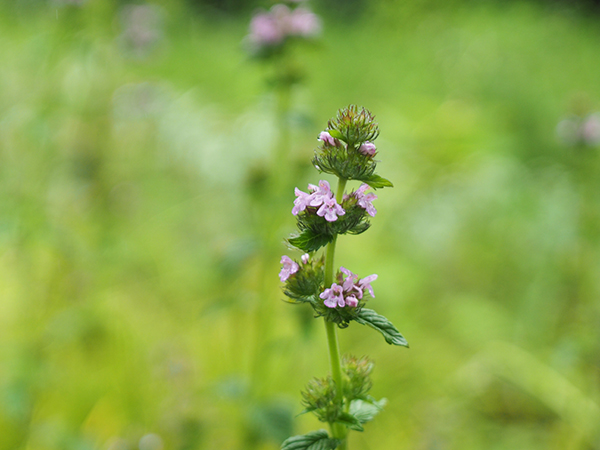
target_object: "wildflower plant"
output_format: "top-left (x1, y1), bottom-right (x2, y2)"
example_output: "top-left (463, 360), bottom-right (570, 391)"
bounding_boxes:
top-left (279, 106), bottom-right (408, 450)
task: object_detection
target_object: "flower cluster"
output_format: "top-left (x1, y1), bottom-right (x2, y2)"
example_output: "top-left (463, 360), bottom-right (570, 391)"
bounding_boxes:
top-left (292, 179), bottom-right (377, 225)
top-left (247, 1), bottom-right (321, 51)
top-left (320, 267), bottom-right (377, 309)
top-left (293, 180), bottom-right (345, 222)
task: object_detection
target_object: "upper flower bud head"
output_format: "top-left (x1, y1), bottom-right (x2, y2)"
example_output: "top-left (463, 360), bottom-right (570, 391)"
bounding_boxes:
top-left (359, 141), bottom-right (377, 157)
top-left (279, 255), bottom-right (299, 282)
top-left (326, 105), bottom-right (379, 147)
top-left (318, 131), bottom-right (338, 147)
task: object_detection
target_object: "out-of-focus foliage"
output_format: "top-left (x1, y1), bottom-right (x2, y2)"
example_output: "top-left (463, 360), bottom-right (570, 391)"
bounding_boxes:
top-left (1, 1), bottom-right (600, 449)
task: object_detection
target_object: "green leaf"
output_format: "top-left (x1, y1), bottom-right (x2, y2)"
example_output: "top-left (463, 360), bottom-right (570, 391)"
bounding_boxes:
top-left (281, 430), bottom-right (340, 450)
top-left (349, 398), bottom-right (387, 424)
top-left (327, 129), bottom-right (345, 141)
top-left (362, 174), bottom-right (394, 189)
top-left (288, 230), bottom-right (334, 252)
top-left (335, 411), bottom-right (364, 432)
top-left (354, 309), bottom-right (409, 347)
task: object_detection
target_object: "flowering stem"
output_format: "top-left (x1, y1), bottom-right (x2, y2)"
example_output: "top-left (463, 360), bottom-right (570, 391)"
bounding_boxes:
top-left (323, 177), bottom-right (348, 447)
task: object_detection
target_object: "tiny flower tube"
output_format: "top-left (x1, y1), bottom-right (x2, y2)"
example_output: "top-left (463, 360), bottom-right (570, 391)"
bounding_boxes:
top-left (301, 253), bottom-right (310, 264)
top-left (354, 184), bottom-right (378, 217)
top-left (292, 187), bottom-right (312, 215)
top-left (279, 255), bottom-right (299, 282)
top-left (359, 274), bottom-right (378, 298)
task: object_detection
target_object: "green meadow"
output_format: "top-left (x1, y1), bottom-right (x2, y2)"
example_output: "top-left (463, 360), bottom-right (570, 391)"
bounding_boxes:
top-left (2, 1), bottom-right (600, 449)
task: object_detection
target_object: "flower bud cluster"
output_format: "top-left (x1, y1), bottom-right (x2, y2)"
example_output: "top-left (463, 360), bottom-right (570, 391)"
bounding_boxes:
top-left (313, 106), bottom-right (383, 183)
top-left (342, 355), bottom-right (374, 401)
top-left (301, 376), bottom-right (340, 424)
top-left (301, 355), bottom-right (375, 424)
top-left (246, 1), bottom-right (321, 55)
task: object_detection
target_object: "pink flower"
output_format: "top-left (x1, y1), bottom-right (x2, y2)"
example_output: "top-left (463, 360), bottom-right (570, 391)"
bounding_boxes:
top-left (354, 184), bottom-right (377, 217)
top-left (308, 179), bottom-right (333, 207)
top-left (359, 274), bottom-right (378, 298)
top-left (345, 295), bottom-right (359, 307)
top-left (317, 197), bottom-right (345, 222)
top-left (583, 113), bottom-right (600, 145)
top-left (359, 141), bottom-right (377, 156)
top-left (288, 7), bottom-right (321, 37)
top-left (301, 253), bottom-right (309, 264)
top-left (293, 180), bottom-right (335, 215)
top-left (279, 255), bottom-right (299, 282)
top-left (318, 131), bottom-right (338, 146)
top-left (340, 266), bottom-right (357, 287)
top-left (340, 266), bottom-right (362, 298)
top-left (249, 11), bottom-right (283, 45)
top-left (320, 283), bottom-right (345, 308)
top-left (292, 187), bottom-right (312, 215)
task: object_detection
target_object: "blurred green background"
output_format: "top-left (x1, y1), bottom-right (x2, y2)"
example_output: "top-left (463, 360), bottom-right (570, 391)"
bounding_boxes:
top-left (2, 0), bottom-right (600, 449)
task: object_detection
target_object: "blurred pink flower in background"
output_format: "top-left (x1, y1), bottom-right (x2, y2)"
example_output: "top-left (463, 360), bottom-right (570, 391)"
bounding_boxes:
top-left (247, 1), bottom-right (321, 50)
top-left (556, 112), bottom-right (600, 147)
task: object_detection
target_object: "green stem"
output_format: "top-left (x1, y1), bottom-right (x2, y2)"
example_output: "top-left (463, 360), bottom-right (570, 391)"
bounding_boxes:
top-left (323, 177), bottom-right (348, 448)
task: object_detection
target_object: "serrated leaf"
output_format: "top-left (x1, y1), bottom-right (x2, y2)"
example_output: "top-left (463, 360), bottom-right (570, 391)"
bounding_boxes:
top-left (281, 430), bottom-right (340, 450)
top-left (354, 309), bottom-right (409, 347)
top-left (335, 411), bottom-right (364, 432)
top-left (288, 230), bottom-right (334, 252)
top-left (362, 174), bottom-right (394, 189)
top-left (349, 398), bottom-right (387, 424)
